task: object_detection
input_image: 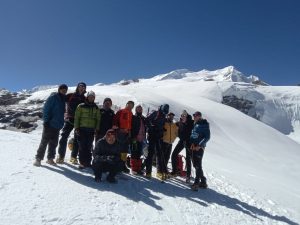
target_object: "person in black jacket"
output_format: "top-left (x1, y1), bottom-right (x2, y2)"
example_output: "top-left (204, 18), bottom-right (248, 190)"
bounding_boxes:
top-left (145, 104), bottom-right (169, 179)
top-left (130, 105), bottom-right (146, 175)
top-left (92, 129), bottom-right (123, 183)
top-left (171, 110), bottom-right (194, 182)
top-left (56, 82), bottom-right (86, 164)
top-left (190, 111), bottom-right (210, 191)
top-left (95, 97), bottom-right (115, 142)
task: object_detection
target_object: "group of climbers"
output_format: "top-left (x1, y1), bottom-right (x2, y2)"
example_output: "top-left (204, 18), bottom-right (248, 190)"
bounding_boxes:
top-left (33, 83), bottom-right (210, 190)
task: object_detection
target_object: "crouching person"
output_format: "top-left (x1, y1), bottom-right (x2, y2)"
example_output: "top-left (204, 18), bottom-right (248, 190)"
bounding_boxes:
top-left (92, 129), bottom-right (123, 183)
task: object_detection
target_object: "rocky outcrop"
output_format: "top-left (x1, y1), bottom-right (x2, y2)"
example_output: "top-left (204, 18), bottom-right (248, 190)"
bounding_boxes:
top-left (222, 95), bottom-right (260, 120)
top-left (0, 91), bottom-right (44, 133)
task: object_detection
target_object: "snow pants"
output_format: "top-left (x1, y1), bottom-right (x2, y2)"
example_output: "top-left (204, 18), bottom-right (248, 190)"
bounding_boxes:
top-left (36, 126), bottom-right (60, 160)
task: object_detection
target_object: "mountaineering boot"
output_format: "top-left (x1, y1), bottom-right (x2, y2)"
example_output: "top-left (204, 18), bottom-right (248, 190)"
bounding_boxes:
top-left (94, 176), bottom-right (101, 183)
top-left (199, 182), bottom-right (208, 189)
top-left (191, 183), bottom-right (199, 191)
top-left (145, 173), bottom-right (152, 179)
top-left (46, 159), bottom-right (56, 165)
top-left (69, 157), bottom-right (79, 165)
top-left (55, 156), bottom-right (64, 164)
top-left (106, 175), bottom-right (117, 183)
top-left (33, 158), bottom-right (41, 167)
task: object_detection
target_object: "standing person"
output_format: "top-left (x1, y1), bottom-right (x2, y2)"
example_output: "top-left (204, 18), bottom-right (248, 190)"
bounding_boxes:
top-left (161, 112), bottom-right (178, 176)
top-left (171, 110), bottom-right (194, 182)
top-left (190, 111), bottom-right (210, 191)
top-left (74, 91), bottom-right (101, 169)
top-left (130, 105), bottom-right (146, 175)
top-left (113, 101), bottom-right (134, 173)
top-left (56, 82), bottom-right (86, 164)
top-left (92, 129), bottom-right (123, 183)
top-left (33, 84), bottom-right (68, 166)
top-left (95, 97), bottom-right (115, 142)
top-left (145, 104), bottom-right (169, 179)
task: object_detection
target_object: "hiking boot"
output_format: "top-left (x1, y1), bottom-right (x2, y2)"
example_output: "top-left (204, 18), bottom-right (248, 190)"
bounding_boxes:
top-left (56, 156), bottom-right (64, 164)
top-left (136, 170), bottom-right (144, 176)
top-left (69, 157), bottom-right (79, 165)
top-left (170, 171), bottom-right (180, 177)
top-left (145, 173), bottom-right (152, 179)
top-left (46, 159), bottom-right (56, 165)
top-left (94, 176), bottom-right (101, 183)
top-left (33, 158), bottom-right (41, 167)
top-left (199, 182), bottom-right (208, 189)
top-left (106, 176), bottom-right (117, 183)
top-left (191, 183), bottom-right (199, 191)
top-left (156, 172), bottom-right (164, 180)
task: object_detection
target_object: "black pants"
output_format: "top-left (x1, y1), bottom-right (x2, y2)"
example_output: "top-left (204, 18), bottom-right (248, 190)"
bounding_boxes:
top-left (192, 149), bottom-right (206, 184)
top-left (161, 142), bottom-right (172, 173)
top-left (145, 137), bottom-right (163, 174)
top-left (117, 131), bottom-right (129, 153)
top-left (36, 126), bottom-right (60, 160)
top-left (78, 129), bottom-right (95, 166)
top-left (57, 121), bottom-right (79, 158)
top-left (130, 141), bottom-right (143, 159)
top-left (92, 160), bottom-right (123, 179)
top-left (171, 140), bottom-right (191, 177)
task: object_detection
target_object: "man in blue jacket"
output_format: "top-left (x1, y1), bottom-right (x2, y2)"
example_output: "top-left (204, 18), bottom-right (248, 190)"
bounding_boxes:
top-left (33, 84), bottom-right (68, 166)
top-left (190, 111), bottom-right (210, 191)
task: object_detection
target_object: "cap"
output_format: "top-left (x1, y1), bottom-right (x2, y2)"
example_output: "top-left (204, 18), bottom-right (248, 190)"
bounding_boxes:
top-left (193, 111), bottom-right (202, 117)
top-left (168, 112), bottom-right (175, 116)
top-left (103, 97), bottom-right (112, 104)
top-left (58, 84), bottom-right (68, 91)
top-left (87, 90), bottom-right (95, 97)
top-left (106, 129), bottom-right (116, 136)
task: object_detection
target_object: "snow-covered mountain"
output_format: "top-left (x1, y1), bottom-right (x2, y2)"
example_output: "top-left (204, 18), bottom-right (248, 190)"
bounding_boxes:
top-left (1, 66), bottom-right (300, 224)
top-left (151, 66), bottom-right (268, 85)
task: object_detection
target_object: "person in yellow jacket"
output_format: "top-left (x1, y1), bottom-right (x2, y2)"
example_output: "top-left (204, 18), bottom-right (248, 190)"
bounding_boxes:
top-left (74, 91), bottom-right (101, 169)
top-left (160, 112), bottom-right (178, 177)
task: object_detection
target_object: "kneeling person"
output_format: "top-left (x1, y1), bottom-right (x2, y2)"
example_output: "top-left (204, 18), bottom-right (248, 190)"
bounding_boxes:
top-left (92, 129), bottom-right (123, 183)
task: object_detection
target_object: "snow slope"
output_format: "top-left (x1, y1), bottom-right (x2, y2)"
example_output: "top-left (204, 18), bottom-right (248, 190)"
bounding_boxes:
top-left (2, 74), bottom-right (300, 224)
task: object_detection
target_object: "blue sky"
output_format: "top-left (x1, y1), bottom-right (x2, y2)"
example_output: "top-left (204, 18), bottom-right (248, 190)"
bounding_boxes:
top-left (0, 0), bottom-right (299, 91)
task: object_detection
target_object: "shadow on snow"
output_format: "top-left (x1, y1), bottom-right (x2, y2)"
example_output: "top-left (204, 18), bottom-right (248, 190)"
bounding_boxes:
top-left (43, 164), bottom-right (298, 225)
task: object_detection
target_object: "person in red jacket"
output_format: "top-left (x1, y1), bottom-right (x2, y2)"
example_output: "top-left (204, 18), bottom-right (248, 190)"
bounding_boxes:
top-left (113, 100), bottom-right (134, 173)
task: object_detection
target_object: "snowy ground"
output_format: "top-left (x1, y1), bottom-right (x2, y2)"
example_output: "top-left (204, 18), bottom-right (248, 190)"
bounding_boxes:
top-left (1, 129), bottom-right (299, 225)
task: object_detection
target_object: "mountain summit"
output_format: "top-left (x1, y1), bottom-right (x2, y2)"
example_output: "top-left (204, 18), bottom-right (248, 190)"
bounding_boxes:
top-left (151, 66), bottom-right (268, 85)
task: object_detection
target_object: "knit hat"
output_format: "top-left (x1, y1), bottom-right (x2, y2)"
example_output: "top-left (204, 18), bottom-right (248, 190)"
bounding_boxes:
top-left (87, 91), bottom-right (95, 97)
top-left (58, 84), bottom-right (68, 91)
top-left (181, 110), bottom-right (188, 117)
top-left (103, 97), bottom-right (112, 104)
top-left (77, 82), bottom-right (86, 88)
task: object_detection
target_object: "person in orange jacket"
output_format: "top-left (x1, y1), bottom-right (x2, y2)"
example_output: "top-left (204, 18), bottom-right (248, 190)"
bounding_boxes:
top-left (113, 100), bottom-right (134, 173)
